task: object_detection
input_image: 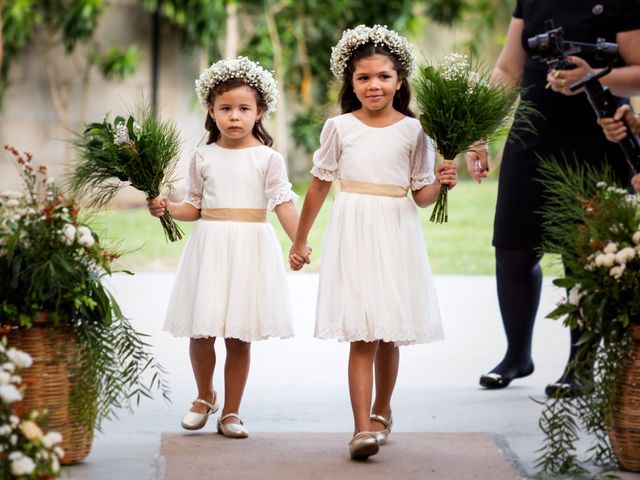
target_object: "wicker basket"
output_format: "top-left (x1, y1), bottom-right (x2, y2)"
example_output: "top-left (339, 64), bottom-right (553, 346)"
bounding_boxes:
top-left (609, 324), bottom-right (640, 472)
top-left (6, 325), bottom-right (94, 465)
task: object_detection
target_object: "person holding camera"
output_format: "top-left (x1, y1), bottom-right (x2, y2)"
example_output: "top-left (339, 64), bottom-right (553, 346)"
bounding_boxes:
top-left (467, 0), bottom-right (640, 396)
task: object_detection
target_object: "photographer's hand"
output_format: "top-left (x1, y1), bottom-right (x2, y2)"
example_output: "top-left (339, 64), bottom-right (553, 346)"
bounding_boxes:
top-left (597, 105), bottom-right (640, 142)
top-left (546, 56), bottom-right (596, 96)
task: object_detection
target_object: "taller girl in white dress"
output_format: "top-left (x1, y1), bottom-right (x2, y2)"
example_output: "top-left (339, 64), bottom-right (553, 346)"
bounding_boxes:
top-left (149, 57), bottom-right (305, 438)
top-left (289, 25), bottom-right (457, 460)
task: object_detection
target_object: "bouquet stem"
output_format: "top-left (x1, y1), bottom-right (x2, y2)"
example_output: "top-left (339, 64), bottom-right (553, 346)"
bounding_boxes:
top-left (430, 159), bottom-right (453, 223)
top-left (159, 209), bottom-right (184, 242)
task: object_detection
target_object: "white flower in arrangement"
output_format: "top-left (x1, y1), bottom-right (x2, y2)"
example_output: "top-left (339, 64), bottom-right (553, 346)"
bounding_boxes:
top-left (20, 420), bottom-right (44, 441)
top-left (46, 177), bottom-right (55, 185)
top-left (77, 225), bottom-right (91, 237)
top-left (0, 371), bottom-right (9, 385)
top-left (609, 265), bottom-right (625, 279)
top-left (440, 52), bottom-right (469, 80)
top-left (0, 384), bottom-right (22, 403)
top-left (615, 247), bottom-right (636, 265)
top-left (61, 224), bottom-right (76, 245)
top-left (53, 446), bottom-right (65, 458)
top-left (330, 24), bottom-right (417, 80)
top-left (595, 252), bottom-right (616, 268)
top-left (0, 424), bottom-right (12, 436)
top-left (6, 348), bottom-right (32, 369)
top-left (5, 199), bottom-right (19, 208)
top-left (52, 455), bottom-right (60, 472)
top-left (78, 233), bottom-right (95, 248)
top-left (41, 431), bottom-right (63, 449)
top-left (633, 230), bottom-right (640, 244)
top-left (114, 122), bottom-right (131, 146)
top-left (568, 285), bottom-right (583, 306)
top-left (596, 181), bottom-right (607, 188)
top-left (10, 375), bottom-right (21, 384)
top-left (603, 242), bottom-right (618, 254)
top-left (2, 362), bottom-right (15, 373)
top-left (10, 452), bottom-right (36, 476)
top-left (9, 434), bottom-right (17, 445)
top-left (195, 56), bottom-right (279, 116)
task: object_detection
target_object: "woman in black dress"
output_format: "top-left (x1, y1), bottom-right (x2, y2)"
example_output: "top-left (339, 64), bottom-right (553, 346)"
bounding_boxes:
top-left (467, 0), bottom-right (640, 395)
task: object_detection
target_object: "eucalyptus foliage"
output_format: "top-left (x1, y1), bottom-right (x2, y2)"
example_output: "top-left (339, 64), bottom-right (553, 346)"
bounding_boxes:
top-left (414, 53), bottom-right (519, 222)
top-left (0, 146), bottom-right (170, 435)
top-left (535, 158), bottom-right (639, 476)
top-left (71, 104), bottom-right (184, 242)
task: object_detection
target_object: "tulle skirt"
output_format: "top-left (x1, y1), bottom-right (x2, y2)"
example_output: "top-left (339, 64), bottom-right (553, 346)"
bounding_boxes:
top-left (314, 192), bottom-right (443, 345)
top-left (163, 220), bottom-right (294, 341)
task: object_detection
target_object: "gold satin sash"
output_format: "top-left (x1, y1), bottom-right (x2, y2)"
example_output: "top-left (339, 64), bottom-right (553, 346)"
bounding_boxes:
top-left (340, 179), bottom-right (408, 198)
top-left (200, 208), bottom-right (267, 223)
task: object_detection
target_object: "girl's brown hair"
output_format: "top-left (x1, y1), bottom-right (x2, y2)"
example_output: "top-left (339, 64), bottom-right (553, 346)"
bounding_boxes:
top-left (338, 43), bottom-right (415, 117)
top-left (204, 78), bottom-right (274, 146)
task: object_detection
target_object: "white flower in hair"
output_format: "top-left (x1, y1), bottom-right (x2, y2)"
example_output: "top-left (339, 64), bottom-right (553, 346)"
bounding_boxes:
top-left (330, 24), bottom-right (417, 79)
top-left (195, 56), bottom-right (279, 116)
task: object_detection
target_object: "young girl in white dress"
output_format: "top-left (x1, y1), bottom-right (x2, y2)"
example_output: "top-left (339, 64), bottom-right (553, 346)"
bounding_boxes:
top-left (289, 25), bottom-right (457, 460)
top-left (149, 57), bottom-right (305, 438)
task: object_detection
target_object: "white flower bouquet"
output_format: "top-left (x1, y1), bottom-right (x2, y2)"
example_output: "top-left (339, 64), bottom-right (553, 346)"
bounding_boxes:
top-left (0, 339), bottom-right (64, 479)
top-left (414, 53), bottom-right (520, 222)
top-left (70, 104), bottom-right (183, 241)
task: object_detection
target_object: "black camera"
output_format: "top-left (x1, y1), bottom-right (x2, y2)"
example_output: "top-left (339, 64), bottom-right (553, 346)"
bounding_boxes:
top-left (528, 20), bottom-right (618, 70)
top-left (528, 20), bottom-right (640, 172)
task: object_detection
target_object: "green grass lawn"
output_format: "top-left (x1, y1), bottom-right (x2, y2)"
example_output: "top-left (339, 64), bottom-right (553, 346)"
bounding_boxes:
top-left (90, 178), bottom-right (562, 275)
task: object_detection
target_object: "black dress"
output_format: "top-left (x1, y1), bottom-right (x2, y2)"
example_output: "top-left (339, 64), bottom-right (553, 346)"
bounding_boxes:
top-left (494, 0), bottom-right (640, 250)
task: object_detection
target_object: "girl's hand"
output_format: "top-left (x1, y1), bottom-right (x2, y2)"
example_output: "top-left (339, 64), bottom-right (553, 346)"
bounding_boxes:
top-left (437, 162), bottom-right (458, 190)
top-left (597, 105), bottom-right (640, 142)
top-left (147, 196), bottom-right (168, 217)
top-left (289, 242), bottom-right (311, 271)
top-left (546, 56), bottom-right (595, 96)
top-left (465, 140), bottom-right (489, 183)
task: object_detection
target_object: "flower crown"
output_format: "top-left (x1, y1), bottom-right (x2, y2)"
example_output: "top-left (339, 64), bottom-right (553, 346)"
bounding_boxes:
top-left (330, 24), bottom-right (417, 80)
top-left (195, 56), bottom-right (278, 116)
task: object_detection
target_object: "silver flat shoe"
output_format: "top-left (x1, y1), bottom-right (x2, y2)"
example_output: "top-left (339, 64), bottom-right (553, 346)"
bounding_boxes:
top-left (348, 431), bottom-right (379, 460)
top-left (370, 413), bottom-right (393, 445)
top-left (181, 396), bottom-right (219, 430)
top-left (217, 413), bottom-right (249, 438)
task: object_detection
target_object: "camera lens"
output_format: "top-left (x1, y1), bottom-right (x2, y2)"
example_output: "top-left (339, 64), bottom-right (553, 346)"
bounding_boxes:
top-left (528, 33), bottom-right (550, 53)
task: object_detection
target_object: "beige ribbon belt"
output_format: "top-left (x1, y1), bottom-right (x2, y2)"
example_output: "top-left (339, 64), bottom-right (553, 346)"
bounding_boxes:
top-left (200, 208), bottom-right (267, 223)
top-left (340, 179), bottom-right (408, 198)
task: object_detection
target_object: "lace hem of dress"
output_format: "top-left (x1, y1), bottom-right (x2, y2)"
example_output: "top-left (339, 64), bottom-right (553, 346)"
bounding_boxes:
top-left (411, 175), bottom-right (435, 191)
top-left (268, 190), bottom-right (300, 210)
top-left (164, 326), bottom-right (294, 342)
top-left (311, 166), bottom-right (338, 182)
top-left (314, 325), bottom-right (444, 346)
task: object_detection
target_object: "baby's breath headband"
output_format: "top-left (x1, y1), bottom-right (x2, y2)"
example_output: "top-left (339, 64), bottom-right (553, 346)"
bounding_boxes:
top-left (330, 24), bottom-right (417, 80)
top-left (195, 56), bottom-right (278, 116)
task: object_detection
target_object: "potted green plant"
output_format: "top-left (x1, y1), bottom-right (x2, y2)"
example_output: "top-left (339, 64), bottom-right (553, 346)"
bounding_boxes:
top-left (0, 145), bottom-right (169, 464)
top-left (536, 159), bottom-right (640, 476)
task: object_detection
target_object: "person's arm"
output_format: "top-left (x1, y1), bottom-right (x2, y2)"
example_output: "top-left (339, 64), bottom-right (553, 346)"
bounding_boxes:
top-left (466, 17), bottom-right (526, 182)
top-left (274, 200), bottom-right (300, 243)
top-left (411, 162), bottom-right (457, 208)
top-left (147, 197), bottom-right (201, 221)
top-left (289, 177), bottom-right (331, 270)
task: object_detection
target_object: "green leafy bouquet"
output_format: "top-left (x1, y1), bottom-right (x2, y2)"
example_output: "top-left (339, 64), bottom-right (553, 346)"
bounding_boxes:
top-left (70, 105), bottom-right (183, 241)
top-left (0, 339), bottom-right (63, 479)
top-left (536, 159), bottom-right (640, 475)
top-left (1, 146), bottom-right (169, 437)
top-left (414, 53), bottom-right (520, 223)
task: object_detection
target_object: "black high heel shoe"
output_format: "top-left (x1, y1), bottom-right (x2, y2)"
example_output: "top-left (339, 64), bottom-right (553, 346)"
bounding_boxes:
top-left (479, 363), bottom-right (535, 389)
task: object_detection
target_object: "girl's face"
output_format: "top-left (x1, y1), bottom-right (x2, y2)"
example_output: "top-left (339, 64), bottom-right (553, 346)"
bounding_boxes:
top-left (351, 54), bottom-right (402, 114)
top-left (208, 85), bottom-right (262, 147)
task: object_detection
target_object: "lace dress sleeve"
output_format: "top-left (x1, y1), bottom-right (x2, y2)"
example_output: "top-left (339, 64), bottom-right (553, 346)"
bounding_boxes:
top-left (310, 118), bottom-right (340, 181)
top-left (410, 130), bottom-right (436, 191)
top-left (265, 151), bottom-right (299, 210)
top-left (183, 149), bottom-right (203, 208)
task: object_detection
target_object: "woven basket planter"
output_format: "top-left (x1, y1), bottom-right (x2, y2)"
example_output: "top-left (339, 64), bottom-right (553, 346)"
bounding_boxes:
top-left (609, 324), bottom-right (640, 472)
top-left (6, 324), bottom-right (94, 465)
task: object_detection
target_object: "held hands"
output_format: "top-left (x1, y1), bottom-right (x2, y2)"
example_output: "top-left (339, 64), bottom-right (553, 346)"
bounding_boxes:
top-left (546, 56), bottom-right (595, 96)
top-left (436, 161), bottom-right (458, 189)
top-left (597, 105), bottom-right (640, 143)
top-left (288, 242), bottom-right (312, 271)
top-left (147, 196), bottom-right (168, 217)
top-left (465, 140), bottom-right (489, 183)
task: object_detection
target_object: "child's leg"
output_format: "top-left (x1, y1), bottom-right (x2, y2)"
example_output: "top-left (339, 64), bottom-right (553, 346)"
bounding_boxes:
top-left (222, 338), bottom-right (251, 424)
top-left (348, 341), bottom-right (379, 433)
top-left (371, 341), bottom-right (398, 430)
top-left (189, 337), bottom-right (217, 414)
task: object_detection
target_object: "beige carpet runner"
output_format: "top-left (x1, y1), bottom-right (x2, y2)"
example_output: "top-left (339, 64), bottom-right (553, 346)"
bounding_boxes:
top-left (160, 432), bottom-right (518, 479)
